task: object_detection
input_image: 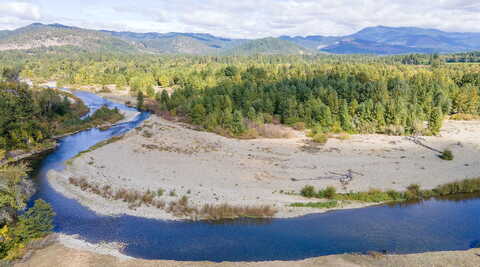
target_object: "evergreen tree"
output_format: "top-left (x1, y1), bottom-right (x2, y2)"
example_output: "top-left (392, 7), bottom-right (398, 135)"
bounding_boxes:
top-left (191, 103), bottom-right (206, 125)
top-left (136, 91), bottom-right (145, 110)
top-left (428, 107), bottom-right (443, 135)
top-left (231, 110), bottom-right (246, 134)
top-left (339, 100), bottom-right (353, 132)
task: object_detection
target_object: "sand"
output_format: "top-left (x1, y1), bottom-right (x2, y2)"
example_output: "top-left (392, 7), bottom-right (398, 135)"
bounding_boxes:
top-left (15, 241), bottom-right (480, 267)
top-left (47, 109), bottom-right (480, 220)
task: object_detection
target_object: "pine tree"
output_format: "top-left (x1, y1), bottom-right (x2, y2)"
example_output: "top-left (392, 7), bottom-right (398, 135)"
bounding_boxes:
top-left (136, 91), bottom-right (145, 110)
top-left (231, 110), bottom-right (246, 135)
top-left (428, 107), bottom-right (443, 135)
top-left (191, 104), bottom-right (206, 125)
top-left (339, 100), bottom-right (353, 132)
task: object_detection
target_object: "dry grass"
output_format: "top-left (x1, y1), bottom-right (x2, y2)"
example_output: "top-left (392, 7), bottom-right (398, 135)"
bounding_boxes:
top-left (67, 177), bottom-right (277, 220)
top-left (450, 113), bottom-right (480, 121)
top-left (199, 203), bottom-right (277, 220)
top-left (248, 122), bottom-right (296, 139)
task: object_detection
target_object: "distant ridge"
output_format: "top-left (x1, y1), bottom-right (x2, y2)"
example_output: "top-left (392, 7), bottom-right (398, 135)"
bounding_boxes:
top-left (1, 23), bottom-right (480, 55)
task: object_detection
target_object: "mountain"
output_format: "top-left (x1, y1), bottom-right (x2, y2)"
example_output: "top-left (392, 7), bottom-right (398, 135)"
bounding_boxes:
top-left (102, 31), bottom-right (247, 54)
top-left (282, 26), bottom-right (480, 55)
top-left (347, 26), bottom-right (480, 53)
top-left (223, 38), bottom-right (312, 56)
top-left (1, 23), bottom-right (480, 55)
top-left (321, 38), bottom-right (435, 55)
top-left (0, 23), bottom-right (139, 52)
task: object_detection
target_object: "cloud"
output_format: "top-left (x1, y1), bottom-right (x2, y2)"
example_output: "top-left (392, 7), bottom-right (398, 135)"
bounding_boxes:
top-left (0, 1), bottom-right (40, 20)
top-left (0, 0), bottom-right (480, 38)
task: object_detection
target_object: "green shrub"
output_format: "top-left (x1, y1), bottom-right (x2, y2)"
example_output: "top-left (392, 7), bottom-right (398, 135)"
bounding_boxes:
top-left (312, 133), bottom-right (328, 144)
top-left (439, 149), bottom-right (454, 161)
top-left (433, 178), bottom-right (480, 196)
top-left (406, 184), bottom-right (422, 199)
top-left (300, 185), bottom-right (316, 198)
top-left (322, 186), bottom-right (337, 199)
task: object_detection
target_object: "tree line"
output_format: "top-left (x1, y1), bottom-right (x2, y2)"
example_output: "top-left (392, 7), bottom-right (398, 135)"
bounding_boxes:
top-left (151, 63), bottom-right (479, 137)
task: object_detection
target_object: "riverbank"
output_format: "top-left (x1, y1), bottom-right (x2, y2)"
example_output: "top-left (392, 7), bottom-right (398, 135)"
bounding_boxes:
top-left (47, 107), bottom-right (480, 220)
top-left (14, 239), bottom-right (480, 267)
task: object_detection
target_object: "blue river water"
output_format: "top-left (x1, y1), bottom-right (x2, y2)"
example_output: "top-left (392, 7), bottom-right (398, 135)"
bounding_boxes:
top-left (28, 90), bottom-right (480, 262)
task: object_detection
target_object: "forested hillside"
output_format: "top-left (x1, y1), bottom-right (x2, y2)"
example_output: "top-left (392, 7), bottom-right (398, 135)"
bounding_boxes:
top-left (0, 68), bottom-right (124, 157)
top-left (2, 23), bottom-right (480, 55)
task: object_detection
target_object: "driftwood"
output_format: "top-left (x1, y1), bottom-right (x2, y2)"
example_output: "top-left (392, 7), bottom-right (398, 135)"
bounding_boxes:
top-left (291, 169), bottom-right (364, 186)
top-left (405, 136), bottom-right (442, 153)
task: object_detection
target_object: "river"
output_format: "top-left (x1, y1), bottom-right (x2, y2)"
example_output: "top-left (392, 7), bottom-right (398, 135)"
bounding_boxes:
top-left (28, 90), bottom-right (480, 262)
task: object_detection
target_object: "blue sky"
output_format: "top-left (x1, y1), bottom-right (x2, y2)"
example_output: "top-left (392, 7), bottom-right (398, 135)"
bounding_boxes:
top-left (0, 0), bottom-right (480, 38)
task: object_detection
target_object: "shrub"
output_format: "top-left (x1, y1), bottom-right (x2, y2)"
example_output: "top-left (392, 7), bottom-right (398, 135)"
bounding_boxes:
top-left (312, 133), bottom-right (328, 144)
top-left (433, 178), bottom-right (480, 196)
top-left (323, 186), bottom-right (337, 199)
top-left (439, 149), bottom-right (454, 161)
top-left (157, 188), bottom-right (165, 196)
top-left (405, 184), bottom-right (422, 200)
top-left (300, 185), bottom-right (316, 198)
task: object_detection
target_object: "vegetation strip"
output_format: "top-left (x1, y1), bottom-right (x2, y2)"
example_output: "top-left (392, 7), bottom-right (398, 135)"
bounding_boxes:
top-left (67, 177), bottom-right (277, 220)
top-left (300, 177), bottom-right (480, 203)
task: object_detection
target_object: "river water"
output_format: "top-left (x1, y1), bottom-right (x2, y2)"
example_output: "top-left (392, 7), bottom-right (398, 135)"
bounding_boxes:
top-left (28, 90), bottom-right (480, 262)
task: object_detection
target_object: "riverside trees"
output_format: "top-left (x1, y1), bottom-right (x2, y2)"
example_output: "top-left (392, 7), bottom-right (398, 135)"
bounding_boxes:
top-left (1, 51), bottom-right (480, 137)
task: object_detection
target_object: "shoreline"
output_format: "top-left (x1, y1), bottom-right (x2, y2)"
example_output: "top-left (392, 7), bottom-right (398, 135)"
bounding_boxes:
top-left (15, 236), bottom-right (480, 267)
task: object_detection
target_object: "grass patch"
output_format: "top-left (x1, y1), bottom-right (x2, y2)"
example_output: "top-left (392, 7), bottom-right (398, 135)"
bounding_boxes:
top-left (450, 113), bottom-right (480, 121)
top-left (299, 177), bottom-right (480, 204)
top-left (290, 201), bottom-right (338, 209)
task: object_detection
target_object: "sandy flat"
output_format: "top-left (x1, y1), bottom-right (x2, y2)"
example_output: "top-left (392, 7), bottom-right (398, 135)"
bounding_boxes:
top-left (47, 111), bottom-right (480, 220)
top-left (15, 241), bottom-right (480, 267)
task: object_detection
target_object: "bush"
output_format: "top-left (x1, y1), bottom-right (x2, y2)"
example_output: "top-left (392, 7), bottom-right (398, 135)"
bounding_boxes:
top-left (323, 186), bottom-right (337, 199)
top-left (312, 133), bottom-right (328, 144)
top-left (439, 149), bottom-right (454, 161)
top-left (300, 185), bottom-right (316, 198)
top-left (405, 184), bottom-right (422, 200)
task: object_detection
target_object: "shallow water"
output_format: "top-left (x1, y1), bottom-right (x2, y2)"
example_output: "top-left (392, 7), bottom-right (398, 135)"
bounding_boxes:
top-left (28, 90), bottom-right (480, 262)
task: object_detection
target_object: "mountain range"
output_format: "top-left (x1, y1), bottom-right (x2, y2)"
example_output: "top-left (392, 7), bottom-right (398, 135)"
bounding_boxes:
top-left (1, 23), bottom-right (480, 55)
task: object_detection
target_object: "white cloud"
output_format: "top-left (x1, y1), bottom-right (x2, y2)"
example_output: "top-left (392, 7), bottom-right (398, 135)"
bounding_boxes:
top-left (1, 0), bottom-right (480, 38)
top-left (100, 0), bottom-right (480, 38)
top-left (0, 1), bottom-right (40, 20)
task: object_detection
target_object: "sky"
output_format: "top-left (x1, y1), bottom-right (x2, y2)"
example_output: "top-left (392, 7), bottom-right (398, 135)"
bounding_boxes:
top-left (0, 0), bottom-right (480, 38)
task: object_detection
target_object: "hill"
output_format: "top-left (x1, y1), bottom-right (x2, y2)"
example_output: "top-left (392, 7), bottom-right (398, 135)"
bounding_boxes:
top-left (223, 38), bottom-right (312, 56)
top-left (0, 23), bottom-right (139, 53)
top-left (282, 26), bottom-right (480, 55)
top-left (102, 31), bottom-right (247, 54)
